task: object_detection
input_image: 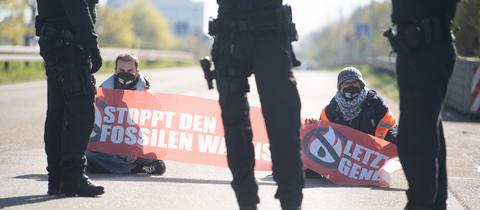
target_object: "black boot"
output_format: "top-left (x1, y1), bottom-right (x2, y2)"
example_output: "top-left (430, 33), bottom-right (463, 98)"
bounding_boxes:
top-left (48, 179), bottom-right (63, 195)
top-left (62, 174), bottom-right (104, 197)
top-left (239, 205), bottom-right (257, 210)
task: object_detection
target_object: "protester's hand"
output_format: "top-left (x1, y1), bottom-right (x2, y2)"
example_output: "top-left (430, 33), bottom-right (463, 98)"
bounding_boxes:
top-left (126, 153), bottom-right (138, 163)
top-left (304, 118), bottom-right (319, 124)
top-left (89, 46), bottom-right (103, 73)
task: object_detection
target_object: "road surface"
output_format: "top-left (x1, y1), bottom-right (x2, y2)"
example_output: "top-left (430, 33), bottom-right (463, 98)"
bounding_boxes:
top-left (0, 67), bottom-right (478, 210)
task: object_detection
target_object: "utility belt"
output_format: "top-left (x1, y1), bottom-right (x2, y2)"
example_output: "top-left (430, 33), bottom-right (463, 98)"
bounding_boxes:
top-left (36, 16), bottom-right (77, 48)
top-left (384, 15), bottom-right (454, 54)
top-left (209, 5), bottom-right (298, 42)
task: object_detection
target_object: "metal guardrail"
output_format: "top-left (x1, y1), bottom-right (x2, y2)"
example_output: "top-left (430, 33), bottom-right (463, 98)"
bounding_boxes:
top-left (0, 45), bottom-right (194, 62)
top-left (371, 55), bottom-right (480, 116)
top-left (370, 56), bottom-right (396, 73)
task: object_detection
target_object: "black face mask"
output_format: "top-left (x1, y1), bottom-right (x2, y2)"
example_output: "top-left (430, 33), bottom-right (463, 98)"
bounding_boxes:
top-left (115, 72), bottom-right (138, 90)
top-left (342, 86), bottom-right (361, 101)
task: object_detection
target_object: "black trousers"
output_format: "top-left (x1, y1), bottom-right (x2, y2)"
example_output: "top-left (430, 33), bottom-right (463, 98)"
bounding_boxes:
top-left (396, 41), bottom-right (456, 209)
top-left (212, 30), bottom-right (304, 208)
top-left (39, 35), bottom-right (95, 182)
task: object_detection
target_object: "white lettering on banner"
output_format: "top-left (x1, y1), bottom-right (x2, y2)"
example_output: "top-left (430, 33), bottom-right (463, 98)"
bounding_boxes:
top-left (179, 113), bottom-right (193, 131)
top-left (125, 127), bottom-right (137, 145)
top-left (150, 110), bottom-right (176, 128)
top-left (102, 106), bottom-right (176, 128)
top-left (197, 135), bottom-right (270, 161)
top-left (358, 167), bottom-right (374, 180)
top-left (218, 139), bottom-right (226, 155)
top-left (164, 112), bottom-right (176, 128)
top-left (352, 144), bottom-right (363, 162)
top-left (179, 113), bottom-right (218, 134)
top-left (198, 134), bottom-right (223, 154)
top-left (139, 109), bottom-right (152, 126)
top-left (100, 125), bottom-right (112, 142)
top-left (127, 108), bottom-right (139, 126)
top-left (349, 163), bottom-right (361, 179)
top-left (99, 124), bottom-right (194, 151)
top-left (262, 143), bottom-right (271, 161)
top-left (153, 129), bottom-right (193, 151)
top-left (117, 107), bottom-right (128, 124)
top-left (338, 158), bottom-right (382, 181)
top-left (103, 106), bottom-right (115, 123)
top-left (111, 125), bottom-right (124, 144)
top-left (254, 142), bottom-right (272, 162)
top-left (138, 128), bottom-right (150, 146)
top-left (342, 140), bottom-right (389, 169)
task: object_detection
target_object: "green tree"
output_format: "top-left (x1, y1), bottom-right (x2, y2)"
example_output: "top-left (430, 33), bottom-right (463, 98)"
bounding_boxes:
top-left (300, 2), bottom-right (392, 67)
top-left (96, 6), bottom-right (136, 48)
top-left (0, 0), bottom-right (33, 45)
top-left (454, 0), bottom-right (480, 57)
top-left (96, 0), bottom-right (176, 49)
top-left (122, 0), bottom-right (175, 49)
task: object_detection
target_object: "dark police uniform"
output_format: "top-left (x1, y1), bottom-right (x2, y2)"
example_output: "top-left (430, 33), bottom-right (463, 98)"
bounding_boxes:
top-left (211, 0), bottom-right (304, 209)
top-left (36, 0), bottom-right (104, 196)
top-left (385, 0), bottom-right (459, 209)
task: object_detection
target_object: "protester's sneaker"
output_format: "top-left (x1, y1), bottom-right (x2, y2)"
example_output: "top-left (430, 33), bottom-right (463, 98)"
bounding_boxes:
top-left (142, 160), bottom-right (166, 175)
top-left (62, 174), bottom-right (104, 197)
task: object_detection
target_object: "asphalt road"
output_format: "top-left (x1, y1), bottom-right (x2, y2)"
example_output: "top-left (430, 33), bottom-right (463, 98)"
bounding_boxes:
top-left (0, 67), bottom-right (479, 210)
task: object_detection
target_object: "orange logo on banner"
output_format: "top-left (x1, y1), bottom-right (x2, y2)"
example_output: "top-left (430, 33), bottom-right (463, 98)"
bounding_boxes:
top-left (88, 88), bottom-right (272, 171)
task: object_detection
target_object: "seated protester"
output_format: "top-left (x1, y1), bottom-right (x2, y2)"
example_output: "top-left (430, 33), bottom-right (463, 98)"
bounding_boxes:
top-left (86, 53), bottom-right (165, 175)
top-left (305, 67), bottom-right (397, 178)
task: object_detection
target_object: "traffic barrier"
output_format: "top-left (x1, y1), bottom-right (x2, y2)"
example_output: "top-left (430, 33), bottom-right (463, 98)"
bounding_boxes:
top-left (371, 55), bottom-right (480, 116)
top-left (445, 57), bottom-right (480, 115)
top-left (0, 45), bottom-right (194, 71)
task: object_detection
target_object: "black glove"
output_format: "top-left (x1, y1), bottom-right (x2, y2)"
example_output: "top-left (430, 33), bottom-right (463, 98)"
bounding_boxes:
top-left (89, 46), bottom-right (102, 73)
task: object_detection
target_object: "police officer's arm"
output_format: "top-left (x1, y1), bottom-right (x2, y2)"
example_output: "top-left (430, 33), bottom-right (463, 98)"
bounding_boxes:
top-left (61, 0), bottom-right (98, 51)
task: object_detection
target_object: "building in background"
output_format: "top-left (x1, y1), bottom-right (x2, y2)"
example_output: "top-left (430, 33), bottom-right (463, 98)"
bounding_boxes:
top-left (107, 0), bottom-right (204, 37)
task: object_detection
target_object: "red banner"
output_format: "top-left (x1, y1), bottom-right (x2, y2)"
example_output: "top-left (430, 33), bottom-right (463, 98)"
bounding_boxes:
top-left (89, 88), bottom-right (400, 187)
top-left (88, 88), bottom-right (271, 170)
top-left (301, 121), bottom-right (399, 187)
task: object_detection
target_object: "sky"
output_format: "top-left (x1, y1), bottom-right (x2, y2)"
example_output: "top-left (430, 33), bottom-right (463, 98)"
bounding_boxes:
top-left (196, 0), bottom-right (387, 36)
top-left (96, 0), bottom-right (387, 36)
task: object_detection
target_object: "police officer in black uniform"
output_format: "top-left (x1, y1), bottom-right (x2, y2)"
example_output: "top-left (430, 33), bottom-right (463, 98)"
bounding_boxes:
top-left (207, 0), bottom-right (304, 209)
top-left (384, 0), bottom-right (459, 209)
top-left (36, 0), bottom-right (104, 196)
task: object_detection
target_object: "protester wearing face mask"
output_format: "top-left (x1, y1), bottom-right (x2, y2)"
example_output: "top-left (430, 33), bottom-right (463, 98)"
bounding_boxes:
top-left (318, 67), bottom-right (397, 143)
top-left (304, 67), bottom-right (397, 178)
top-left (100, 53), bottom-right (150, 90)
top-left (86, 53), bottom-right (166, 175)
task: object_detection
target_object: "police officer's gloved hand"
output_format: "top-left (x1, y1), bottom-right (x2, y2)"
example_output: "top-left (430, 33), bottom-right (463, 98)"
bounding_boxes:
top-left (89, 46), bottom-right (102, 73)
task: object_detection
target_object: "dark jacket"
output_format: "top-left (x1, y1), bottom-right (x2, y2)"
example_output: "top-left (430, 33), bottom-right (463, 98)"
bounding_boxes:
top-left (217, 0), bottom-right (282, 17)
top-left (36, 0), bottom-right (99, 51)
top-left (391, 0), bottom-right (458, 23)
top-left (320, 90), bottom-right (397, 143)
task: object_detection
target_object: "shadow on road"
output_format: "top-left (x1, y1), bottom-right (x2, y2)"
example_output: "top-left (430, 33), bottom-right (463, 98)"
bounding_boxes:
top-left (14, 174), bottom-right (48, 181)
top-left (0, 194), bottom-right (64, 209)
top-left (259, 174), bottom-right (404, 191)
top-left (14, 173), bottom-right (277, 187)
